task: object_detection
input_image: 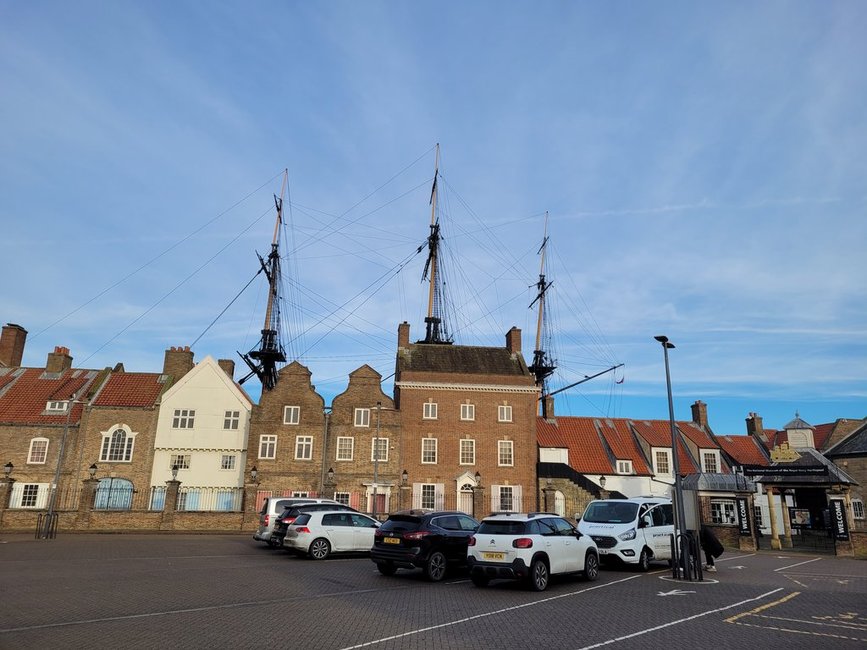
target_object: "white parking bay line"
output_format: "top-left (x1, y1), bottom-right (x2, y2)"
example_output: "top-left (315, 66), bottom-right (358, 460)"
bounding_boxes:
top-left (338, 575), bottom-right (642, 650)
top-left (775, 557), bottom-right (822, 572)
top-left (574, 588), bottom-right (785, 650)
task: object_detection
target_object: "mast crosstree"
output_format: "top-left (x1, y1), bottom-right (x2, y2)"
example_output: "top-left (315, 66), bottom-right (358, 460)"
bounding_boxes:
top-left (419, 144), bottom-right (452, 345)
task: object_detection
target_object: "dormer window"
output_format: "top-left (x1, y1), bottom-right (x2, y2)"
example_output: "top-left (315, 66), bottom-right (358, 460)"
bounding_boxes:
top-left (616, 460), bottom-right (633, 475)
top-left (45, 401), bottom-right (69, 413)
top-left (701, 450), bottom-right (721, 473)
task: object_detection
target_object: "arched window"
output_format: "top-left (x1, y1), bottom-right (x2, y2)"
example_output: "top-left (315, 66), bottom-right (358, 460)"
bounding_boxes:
top-left (100, 427), bottom-right (135, 462)
top-left (94, 477), bottom-right (134, 510)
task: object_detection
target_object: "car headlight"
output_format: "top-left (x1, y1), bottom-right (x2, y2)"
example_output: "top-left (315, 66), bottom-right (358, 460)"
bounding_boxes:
top-left (618, 528), bottom-right (636, 541)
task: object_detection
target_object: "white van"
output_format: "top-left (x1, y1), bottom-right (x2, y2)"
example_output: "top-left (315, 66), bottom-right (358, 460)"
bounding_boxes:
top-left (577, 497), bottom-right (674, 571)
top-left (253, 497), bottom-right (339, 547)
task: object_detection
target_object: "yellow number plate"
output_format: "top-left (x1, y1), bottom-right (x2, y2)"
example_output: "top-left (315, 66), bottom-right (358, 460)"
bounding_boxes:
top-left (383, 537), bottom-right (400, 545)
top-left (482, 552), bottom-right (506, 561)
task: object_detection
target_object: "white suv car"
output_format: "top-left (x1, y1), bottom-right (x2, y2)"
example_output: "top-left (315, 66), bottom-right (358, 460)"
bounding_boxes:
top-left (467, 513), bottom-right (599, 591)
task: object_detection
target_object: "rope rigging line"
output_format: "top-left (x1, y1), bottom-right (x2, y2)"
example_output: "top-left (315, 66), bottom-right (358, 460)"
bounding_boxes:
top-left (189, 269), bottom-right (265, 349)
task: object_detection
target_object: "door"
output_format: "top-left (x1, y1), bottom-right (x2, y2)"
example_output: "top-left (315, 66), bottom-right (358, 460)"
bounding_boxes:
top-left (349, 513), bottom-right (379, 551)
top-left (646, 504), bottom-right (674, 559)
top-left (321, 513), bottom-right (353, 551)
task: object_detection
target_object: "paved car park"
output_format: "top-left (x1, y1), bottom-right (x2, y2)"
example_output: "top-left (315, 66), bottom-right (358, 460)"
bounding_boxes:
top-left (1, 533), bottom-right (865, 649)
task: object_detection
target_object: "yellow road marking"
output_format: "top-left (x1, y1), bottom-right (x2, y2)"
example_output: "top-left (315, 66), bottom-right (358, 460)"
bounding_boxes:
top-left (725, 591), bottom-right (801, 623)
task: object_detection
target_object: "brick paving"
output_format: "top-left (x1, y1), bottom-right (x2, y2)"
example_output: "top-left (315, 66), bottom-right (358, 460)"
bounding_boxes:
top-left (1, 534), bottom-right (865, 649)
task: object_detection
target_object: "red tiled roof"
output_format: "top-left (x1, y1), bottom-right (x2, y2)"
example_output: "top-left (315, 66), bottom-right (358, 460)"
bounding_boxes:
top-left (716, 435), bottom-right (769, 466)
top-left (630, 420), bottom-right (699, 473)
top-left (537, 417), bottom-right (612, 474)
top-left (595, 418), bottom-right (653, 475)
top-left (92, 372), bottom-right (166, 407)
top-left (0, 368), bottom-right (100, 425)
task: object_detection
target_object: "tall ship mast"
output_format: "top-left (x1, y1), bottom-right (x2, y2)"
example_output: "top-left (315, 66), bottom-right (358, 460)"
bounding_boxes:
top-left (419, 144), bottom-right (453, 345)
top-left (528, 214), bottom-right (557, 406)
top-left (240, 171), bottom-right (288, 390)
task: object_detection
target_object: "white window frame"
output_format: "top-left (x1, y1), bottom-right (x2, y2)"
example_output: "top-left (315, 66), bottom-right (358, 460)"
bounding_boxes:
top-left (420, 484), bottom-right (437, 510)
top-left (701, 450), bottom-right (721, 473)
top-left (371, 437), bottom-right (389, 462)
top-left (15, 483), bottom-right (48, 509)
top-left (283, 405), bottom-right (300, 425)
top-left (336, 436), bottom-right (354, 461)
top-left (172, 409), bottom-right (195, 429)
top-left (616, 459), bottom-right (633, 475)
top-left (259, 434), bottom-right (277, 459)
top-left (753, 505), bottom-right (764, 528)
top-left (45, 400), bottom-right (69, 413)
top-left (223, 410), bottom-right (240, 430)
top-left (100, 427), bottom-right (136, 463)
top-left (295, 435), bottom-right (313, 460)
top-left (460, 403), bottom-right (475, 421)
top-left (710, 498), bottom-right (737, 525)
top-left (422, 438), bottom-right (438, 464)
top-left (423, 402), bottom-right (438, 420)
top-left (498, 440), bottom-right (514, 466)
top-left (354, 408), bottom-right (370, 428)
top-left (170, 454), bottom-right (191, 470)
top-left (498, 404), bottom-right (513, 423)
top-left (498, 486), bottom-right (515, 512)
top-left (853, 499), bottom-right (864, 520)
top-left (220, 454), bottom-right (236, 470)
top-left (459, 439), bottom-right (475, 465)
top-left (27, 438), bottom-right (49, 464)
top-left (653, 449), bottom-right (672, 476)
top-left (334, 492), bottom-right (351, 506)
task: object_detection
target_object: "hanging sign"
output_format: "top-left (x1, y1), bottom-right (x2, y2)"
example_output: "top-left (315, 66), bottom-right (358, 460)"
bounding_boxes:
top-left (830, 499), bottom-right (849, 541)
top-left (736, 497), bottom-right (751, 536)
top-left (740, 465), bottom-right (827, 477)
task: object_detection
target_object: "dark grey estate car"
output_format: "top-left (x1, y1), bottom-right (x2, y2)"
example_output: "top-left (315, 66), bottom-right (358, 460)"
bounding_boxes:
top-left (370, 509), bottom-right (479, 581)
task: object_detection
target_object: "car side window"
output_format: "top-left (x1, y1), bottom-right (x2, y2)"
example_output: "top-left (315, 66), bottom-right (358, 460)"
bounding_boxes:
top-left (552, 518), bottom-right (574, 536)
top-left (350, 514), bottom-right (374, 527)
top-left (538, 518), bottom-right (558, 536)
top-left (457, 515), bottom-right (478, 531)
top-left (434, 515), bottom-right (460, 530)
top-left (651, 506), bottom-right (667, 527)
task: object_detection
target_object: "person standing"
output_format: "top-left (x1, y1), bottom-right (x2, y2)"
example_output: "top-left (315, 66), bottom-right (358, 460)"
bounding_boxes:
top-left (700, 524), bottom-right (723, 572)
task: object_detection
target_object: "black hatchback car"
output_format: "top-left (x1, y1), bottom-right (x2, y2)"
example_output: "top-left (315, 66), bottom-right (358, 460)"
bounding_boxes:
top-left (370, 509), bottom-right (479, 581)
top-left (271, 503), bottom-right (358, 547)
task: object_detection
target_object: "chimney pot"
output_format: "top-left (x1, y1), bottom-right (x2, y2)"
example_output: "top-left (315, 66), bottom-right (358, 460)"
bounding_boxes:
top-left (0, 323), bottom-right (28, 367)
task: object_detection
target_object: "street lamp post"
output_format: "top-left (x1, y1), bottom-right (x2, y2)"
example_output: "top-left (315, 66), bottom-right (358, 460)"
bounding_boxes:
top-left (654, 335), bottom-right (693, 580)
top-left (41, 393), bottom-right (83, 539)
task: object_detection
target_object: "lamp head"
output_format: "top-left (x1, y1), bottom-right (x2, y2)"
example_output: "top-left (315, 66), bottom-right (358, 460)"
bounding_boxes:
top-left (401, 469), bottom-right (408, 485)
top-left (599, 475), bottom-right (606, 488)
top-left (327, 467), bottom-right (334, 482)
top-left (474, 471), bottom-right (481, 483)
top-left (3, 461), bottom-right (12, 477)
top-left (89, 463), bottom-right (97, 479)
top-left (171, 464), bottom-right (179, 480)
top-left (251, 465), bottom-right (258, 483)
top-left (654, 335), bottom-right (675, 349)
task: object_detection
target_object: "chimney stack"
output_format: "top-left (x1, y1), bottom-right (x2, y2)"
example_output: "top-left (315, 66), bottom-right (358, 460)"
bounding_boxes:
top-left (543, 394), bottom-right (555, 421)
top-left (746, 412), bottom-right (764, 440)
top-left (505, 326), bottom-right (522, 355)
top-left (691, 400), bottom-right (708, 429)
top-left (163, 346), bottom-right (194, 379)
top-left (397, 322), bottom-right (410, 349)
top-left (218, 358), bottom-right (235, 380)
top-left (46, 346), bottom-right (73, 373)
top-left (0, 323), bottom-right (27, 367)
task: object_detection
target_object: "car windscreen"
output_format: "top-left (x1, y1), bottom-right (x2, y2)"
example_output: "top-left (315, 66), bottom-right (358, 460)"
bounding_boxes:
top-left (477, 520), bottom-right (526, 535)
top-left (582, 502), bottom-right (640, 524)
top-left (380, 515), bottom-right (422, 533)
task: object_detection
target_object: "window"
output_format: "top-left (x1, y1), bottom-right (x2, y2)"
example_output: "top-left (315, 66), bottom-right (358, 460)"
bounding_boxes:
top-left (460, 403), bottom-right (475, 421)
top-left (701, 451), bottom-right (720, 473)
top-left (27, 438), bottom-right (49, 464)
top-left (283, 406), bottom-right (300, 425)
top-left (336, 437), bottom-right (354, 461)
top-left (334, 492), bottom-right (350, 506)
top-left (371, 437), bottom-right (389, 462)
top-left (224, 411), bottom-right (240, 430)
top-left (753, 506), bottom-right (764, 528)
top-left (291, 491), bottom-right (309, 498)
top-left (420, 484), bottom-right (436, 510)
top-left (295, 436), bottom-right (313, 460)
top-left (21, 484), bottom-right (40, 508)
top-left (853, 500), bottom-right (865, 520)
top-left (170, 454), bottom-right (191, 470)
top-left (423, 402), bottom-right (438, 420)
top-left (100, 428), bottom-right (135, 462)
top-left (172, 409), bottom-right (195, 429)
top-left (220, 455), bottom-right (236, 470)
top-left (422, 438), bottom-right (438, 464)
top-left (498, 405), bottom-right (512, 423)
top-left (498, 486), bottom-right (514, 512)
top-left (459, 439), bottom-right (475, 465)
top-left (498, 440), bottom-right (514, 466)
top-left (45, 400), bottom-right (68, 413)
top-left (354, 408), bottom-right (370, 428)
top-left (259, 435), bottom-right (277, 459)
top-left (616, 460), bottom-right (633, 475)
top-left (654, 450), bottom-right (671, 475)
top-left (710, 498), bottom-right (737, 525)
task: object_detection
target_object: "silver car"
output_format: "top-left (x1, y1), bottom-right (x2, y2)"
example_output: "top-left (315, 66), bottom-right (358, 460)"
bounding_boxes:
top-left (253, 497), bottom-right (339, 547)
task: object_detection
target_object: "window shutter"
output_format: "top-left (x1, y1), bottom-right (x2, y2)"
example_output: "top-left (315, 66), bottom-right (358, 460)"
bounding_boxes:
top-left (435, 483), bottom-right (445, 510)
top-left (412, 483), bottom-right (422, 509)
top-left (513, 485), bottom-right (523, 512)
top-left (490, 486), bottom-right (500, 512)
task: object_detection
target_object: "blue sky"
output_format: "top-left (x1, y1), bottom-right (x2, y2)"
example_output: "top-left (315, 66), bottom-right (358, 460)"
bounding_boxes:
top-left (1, 2), bottom-right (865, 435)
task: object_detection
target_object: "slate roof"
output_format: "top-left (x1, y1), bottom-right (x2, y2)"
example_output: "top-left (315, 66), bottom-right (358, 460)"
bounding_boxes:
top-left (716, 435), bottom-right (769, 466)
top-left (92, 372), bottom-right (168, 408)
top-left (0, 367), bottom-right (101, 425)
top-left (398, 343), bottom-right (530, 377)
top-left (824, 420), bottom-right (867, 457)
top-left (756, 447), bottom-right (857, 486)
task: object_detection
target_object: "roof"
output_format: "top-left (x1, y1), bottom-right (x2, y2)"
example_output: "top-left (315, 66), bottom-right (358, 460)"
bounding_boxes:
top-left (0, 367), bottom-right (101, 425)
top-left (92, 372), bottom-right (168, 408)
top-left (629, 420), bottom-right (700, 474)
top-left (825, 420), bottom-right (867, 457)
top-left (782, 413), bottom-right (814, 431)
top-left (716, 435), bottom-right (769, 466)
top-left (755, 448), bottom-right (857, 486)
top-left (681, 473), bottom-right (755, 491)
top-left (595, 418), bottom-right (653, 475)
top-left (537, 417), bottom-right (611, 474)
top-left (398, 343), bottom-right (530, 378)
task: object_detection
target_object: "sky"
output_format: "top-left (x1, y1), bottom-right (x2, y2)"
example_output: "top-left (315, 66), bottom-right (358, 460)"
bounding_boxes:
top-left (1, 2), bottom-right (865, 436)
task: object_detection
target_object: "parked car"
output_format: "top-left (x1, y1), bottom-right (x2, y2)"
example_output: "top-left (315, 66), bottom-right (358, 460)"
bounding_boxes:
top-left (370, 509), bottom-right (479, 581)
top-left (284, 510), bottom-right (380, 559)
top-left (576, 497), bottom-right (674, 571)
top-left (467, 512), bottom-right (599, 591)
top-left (254, 497), bottom-right (328, 547)
top-left (270, 502), bottom-right (358, 547)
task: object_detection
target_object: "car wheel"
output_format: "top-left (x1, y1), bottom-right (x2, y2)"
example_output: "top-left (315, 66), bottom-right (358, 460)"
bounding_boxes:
top-left (638, 548), bottom-right (650, 572)
top-left (267, 537), bottom-right (280, 548)
top-left (584, 551), bottom-right (599, 581)
top-left (425, 551), bottom-right (447, 582)
top-left (309, 538), bottom-right (331, 560)
top-left (376, 562), bottom-right (397, 576)
top-left (528, 557), bottom-right (549, 591)
top-left (471, 573), bottom-right (490, 588)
